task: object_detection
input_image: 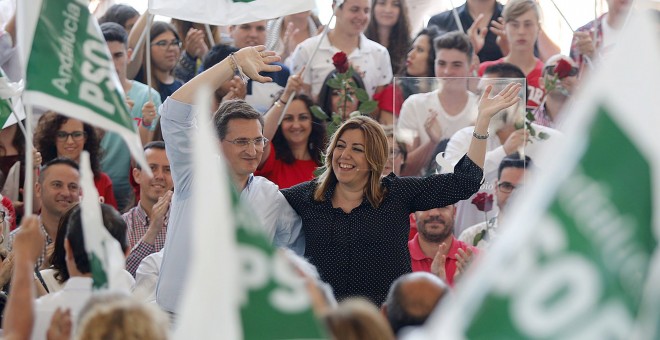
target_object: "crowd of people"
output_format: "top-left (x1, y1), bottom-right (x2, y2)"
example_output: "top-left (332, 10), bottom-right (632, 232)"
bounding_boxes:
top-left (0, 0), bottom-right (634, 338)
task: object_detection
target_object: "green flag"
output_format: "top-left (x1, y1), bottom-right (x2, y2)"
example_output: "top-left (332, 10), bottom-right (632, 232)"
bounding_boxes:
top-left (174, 88), bottom-right (324, 339)
top-left (21, 0), bottom-right (149, 171)
top-left (407, 10), bottom-right (660, 340)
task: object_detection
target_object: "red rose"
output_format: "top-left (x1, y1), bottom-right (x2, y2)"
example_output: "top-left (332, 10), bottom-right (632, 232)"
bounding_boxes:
top-left (553, 59), bottom-right (573, 79)
top-left (471, 192), bottom-right (494, 212)
top-left (332, 52), bottom-right (349, 74)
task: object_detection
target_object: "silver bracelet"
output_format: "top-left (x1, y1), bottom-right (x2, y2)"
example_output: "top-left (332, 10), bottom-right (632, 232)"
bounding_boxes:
top-left (472, 130), bottom-right (489, 140)
top-left (229, 53), bottom-right (249, 84)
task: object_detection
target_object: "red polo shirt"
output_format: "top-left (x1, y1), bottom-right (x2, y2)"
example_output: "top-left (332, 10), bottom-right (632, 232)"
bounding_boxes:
top-left (408, 234), bottom-right (476, 286)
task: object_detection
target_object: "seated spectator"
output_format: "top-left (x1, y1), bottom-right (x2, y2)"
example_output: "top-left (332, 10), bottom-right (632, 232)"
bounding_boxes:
top-left (381, 272), bottom-right (449, 336)
top-left (398, 32), bottom-right (479, 176)
top-left (123, 142), bottom-right (173, 276)
top-left (32, 204), bottom-right (130, 340)
top-left (256, 74), bottom-right (326, 189)
top-left (324, 298), bottom-right (395, 340)
top-left (8, 159), bottom-right (80, 270)
top-left (460, 153), bottom-right (533, 248)
top-left (35, 112), bottom-right (117, 209)
top-left (288, 0), bottom-right (392, 99)
top-left (409, 205), bottom-right (477, 286)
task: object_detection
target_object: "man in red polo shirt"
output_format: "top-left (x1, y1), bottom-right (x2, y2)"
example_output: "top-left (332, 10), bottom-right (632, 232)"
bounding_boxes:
top-left (408, 204), bottom-right (477, 286)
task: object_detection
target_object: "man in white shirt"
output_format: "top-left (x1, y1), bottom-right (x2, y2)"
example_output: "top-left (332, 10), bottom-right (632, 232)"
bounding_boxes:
top-left (398, 32), bottom-right (479, 176)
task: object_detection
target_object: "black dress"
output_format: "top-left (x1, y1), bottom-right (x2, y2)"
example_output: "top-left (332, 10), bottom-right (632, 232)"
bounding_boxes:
top-left (282, 155), bottom-right (483, 305)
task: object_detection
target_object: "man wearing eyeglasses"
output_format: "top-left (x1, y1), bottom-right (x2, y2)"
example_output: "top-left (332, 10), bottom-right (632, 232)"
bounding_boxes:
top-left (155, 47), bottom-right (303, 314)
top-left (458, 153), bottom-right (533, 249)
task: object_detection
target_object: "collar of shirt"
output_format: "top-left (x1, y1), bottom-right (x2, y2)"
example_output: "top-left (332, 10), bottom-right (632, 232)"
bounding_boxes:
top-left (135, 201), bottom-right (150, 225)
top-left (63, 276), bottom-right (93, 291)
top-left (39, 220), bottom-right (53, 245)
top-left (243, 174), bottom-right (255, 193)
top-left (409, 234), bottom-right (459, 260)
top-left (319, 33), bottom-right (376, 57)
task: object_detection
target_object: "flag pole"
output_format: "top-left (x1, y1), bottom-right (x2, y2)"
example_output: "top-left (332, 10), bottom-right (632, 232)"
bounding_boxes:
top-left (23, 104), bottom-right (33, 216)
top-left (448, 0), bottom-right (464, 33)
top-left (548, 0), bottom-right (575, 32)
top-left (145, 14), bottom-right (153, 104)
top-left (278, 3), bottom-right (338, 125)
top-left (204, 24), bottom-right (215, 46)
top-left (129, 14), bottom-right (153, 63)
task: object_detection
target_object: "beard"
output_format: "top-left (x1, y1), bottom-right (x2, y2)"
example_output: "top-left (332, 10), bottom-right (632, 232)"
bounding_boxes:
top-left (418, 217), bottom-right (453, 243)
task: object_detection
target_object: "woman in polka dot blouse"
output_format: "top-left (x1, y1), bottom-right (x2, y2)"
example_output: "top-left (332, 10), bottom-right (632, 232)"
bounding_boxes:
top-left (282, 83), bottom-right (522, 305)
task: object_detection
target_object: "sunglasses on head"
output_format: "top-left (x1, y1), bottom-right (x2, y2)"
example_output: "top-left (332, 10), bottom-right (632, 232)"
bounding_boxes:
top-left (544, 65), bottom-right (579, 77)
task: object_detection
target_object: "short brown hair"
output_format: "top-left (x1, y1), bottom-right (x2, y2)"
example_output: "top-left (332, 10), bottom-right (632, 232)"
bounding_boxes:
top-left (434, 31), bottom-right (473, 64)
top-left (212, 99), bottom-right (264, 140)
top-left (503, 0), bottom-right (540, 22)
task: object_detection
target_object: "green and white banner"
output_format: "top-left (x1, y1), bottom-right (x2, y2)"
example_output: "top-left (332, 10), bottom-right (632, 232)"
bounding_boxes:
top-left (149, 0), bottom-right (315, 26)
top-left (175, 89), bottom-right (324, 339)
top-left (79, 151), bottom-right (128, 291)
top-left (407, 10), bottom-right (660, 340)
top-left (20, 0), bottom-right (149, 172)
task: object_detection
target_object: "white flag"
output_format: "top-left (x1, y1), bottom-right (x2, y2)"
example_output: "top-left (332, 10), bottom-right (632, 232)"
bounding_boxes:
top-left (79, 151), bottom-right (128, 291)
top-left (148, 0), bottom-right (316, 26)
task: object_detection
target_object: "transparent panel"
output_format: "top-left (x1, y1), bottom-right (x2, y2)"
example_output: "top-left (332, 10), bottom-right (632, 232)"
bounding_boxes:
top-left (389, 76), bottom-right (553, 246)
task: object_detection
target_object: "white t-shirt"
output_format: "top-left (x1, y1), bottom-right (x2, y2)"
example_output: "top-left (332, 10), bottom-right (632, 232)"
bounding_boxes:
top-left (397, 89), bottom-right (479, 148)
top-left (443, 123), bottom-right (562, 235)
top-left (288, 32), bottom-right (393, 99)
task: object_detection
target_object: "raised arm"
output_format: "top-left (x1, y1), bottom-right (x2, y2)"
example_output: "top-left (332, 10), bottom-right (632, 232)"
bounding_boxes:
top-left (467, 83), bottom-right (522, 169)
top-left (259, 70), bottom-right (303, 168)
top-left (126, 12), bottom-right (152, 80)
top-left (171, 46), bottom-right (281, 104)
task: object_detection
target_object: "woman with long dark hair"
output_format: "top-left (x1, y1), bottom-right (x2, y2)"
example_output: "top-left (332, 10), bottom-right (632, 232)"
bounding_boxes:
top-left (365, 0), bottom-right (411, 75)
top-left (257, 74), bottom-right (326, 188)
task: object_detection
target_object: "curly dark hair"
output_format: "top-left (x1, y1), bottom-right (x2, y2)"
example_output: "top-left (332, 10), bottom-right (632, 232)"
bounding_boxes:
top-left (34, 112), bottom-right (103, 178)
top-left (272, 94), bottom-right (326, 166)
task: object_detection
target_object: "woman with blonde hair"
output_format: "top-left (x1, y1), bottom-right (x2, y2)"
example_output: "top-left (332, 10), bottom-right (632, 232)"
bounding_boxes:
top-left (281, 81), bottom-right (521, 305)
top-left (76, 293), bottom-right (169, 340)
top-left (324, 298), bottom-right (395, 340)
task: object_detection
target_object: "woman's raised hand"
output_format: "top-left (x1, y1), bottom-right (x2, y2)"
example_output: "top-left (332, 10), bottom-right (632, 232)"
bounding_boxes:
top-left (478, 82), bottom-right (522, 119)
top-left (235, 46), bottom-right (282, 83)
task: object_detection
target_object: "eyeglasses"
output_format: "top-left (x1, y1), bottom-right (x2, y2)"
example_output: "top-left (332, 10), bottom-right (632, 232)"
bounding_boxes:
top-left (544, 65), bottom-right (578, 77)
top-left (152, 39), bottom-right (182, 49)
top-left (223, 137), bottom-right (269, 149)
top-left (56, 131), bottom-right (87, 141)
top-left (389, 149), bottom-right (402, 158)
top-left (497, 182), bottom-right (521, 194)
